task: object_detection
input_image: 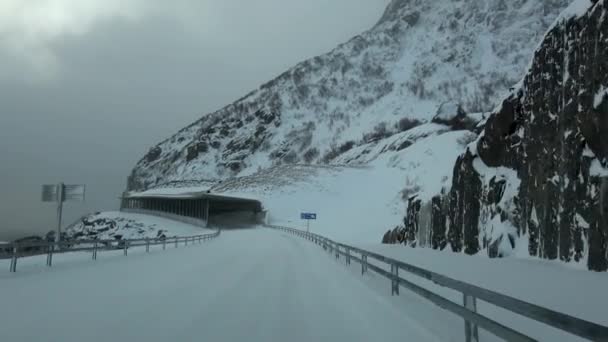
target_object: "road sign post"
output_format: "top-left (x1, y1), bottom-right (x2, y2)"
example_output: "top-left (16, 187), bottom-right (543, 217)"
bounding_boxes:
top-left (42, 183), bottom-right (86, 250)
top-left (300, 212), bottom-right (317, 233)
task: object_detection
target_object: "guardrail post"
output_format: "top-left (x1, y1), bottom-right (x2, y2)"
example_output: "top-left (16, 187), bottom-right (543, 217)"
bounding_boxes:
top-left (146, 238), bottom-right (150, 252)
top-left (463, 294), bottom-right (480, 342)
top-left (175, 238), bottom-right (178, 248)
top-left (47, 244), bottom-right (54, 267)
top-left (123, 241), bottom-right (128, 256)
top-left (335, 244), bottom-right (339, 260)
top-left (361, 253), bottom-right (368, 275)
top-left (185, 237), bottom-right (188, 246)
top-left (391, 263), bottom-right (399, 296)
top-left (163, 239), bottom-right (166, 250)
top-left (10, 245), bottom-right (18, 272)
top-left (92, 242), bottom-right (98, 260)
top-left (346, 247), bottom-right (351, 265)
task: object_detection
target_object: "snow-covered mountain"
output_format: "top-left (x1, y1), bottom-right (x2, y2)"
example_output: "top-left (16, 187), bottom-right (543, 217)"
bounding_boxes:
top-left (127, 0), bottom-right (569, 191)
top-left (120, 0), bottom-right (608, 270)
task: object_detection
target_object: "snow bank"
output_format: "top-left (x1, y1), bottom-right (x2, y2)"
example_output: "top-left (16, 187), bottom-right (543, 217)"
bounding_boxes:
top-left (594, 85), bottom-right (607, 109)
top-left (590, 159), bottom-right (608, 177)
top-left (231, 166), bottom-right (405, 244)
top-left (558, 0), bottom-right (595, 22)
top-left (381, 130), bottom-right (477, 203)
top-left (433, 101), bottom-right (463, 122)
top-left (66, 211), bottom-right (209, 240)
top-left (359, 243), bottom-right (608, 341)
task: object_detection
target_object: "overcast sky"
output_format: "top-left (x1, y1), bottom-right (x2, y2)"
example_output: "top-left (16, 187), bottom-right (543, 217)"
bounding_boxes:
top-left (0, 0), bottom-right (389, 240)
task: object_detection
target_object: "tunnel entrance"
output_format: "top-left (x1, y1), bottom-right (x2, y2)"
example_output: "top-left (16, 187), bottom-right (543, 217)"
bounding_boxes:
top-left (121, 192), bottom-right (264, 229)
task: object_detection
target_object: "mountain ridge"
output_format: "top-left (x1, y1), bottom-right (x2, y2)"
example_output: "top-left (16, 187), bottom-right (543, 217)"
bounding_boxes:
top-left (128, 0), bottom-right (569, 191)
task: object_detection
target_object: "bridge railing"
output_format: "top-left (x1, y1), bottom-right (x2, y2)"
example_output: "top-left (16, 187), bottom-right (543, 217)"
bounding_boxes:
top-left (266, 225), bottom-right (608, 342)
top-left (0, 230), bottom-right (220, 273)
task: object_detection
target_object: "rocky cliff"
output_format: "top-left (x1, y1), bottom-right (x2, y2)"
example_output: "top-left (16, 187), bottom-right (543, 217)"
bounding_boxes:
top-left (390, 0), bottom-right (608, 271)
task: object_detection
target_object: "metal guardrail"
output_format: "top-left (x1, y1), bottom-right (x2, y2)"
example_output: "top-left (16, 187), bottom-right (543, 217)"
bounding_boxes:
top-left (267, 225), bottom-right (608, 342)
top-left (0, 230), bottom-right (220, 273)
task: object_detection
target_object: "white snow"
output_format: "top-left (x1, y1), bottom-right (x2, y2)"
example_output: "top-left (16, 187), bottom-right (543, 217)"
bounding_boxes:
top-left (0, 229), bottom-right (437, 342)
top-left (543, 0), bottom-right (595, 43)
top-left (1, 227), bottom-right (606, 342)
top-left (433, 101), bottom-right (461, 122)
top-left (583, 145), bottom-right (596, 157)
top-left (576, 213), bottom-right (590, 230)
top-left (66, 211), bottom-right (211, 240)
top-left (557, 0), bottom-right (595, 22)
top-left (236, 166), bottom-right (406, 243)
top-left (590, 159), bottom-right (608, 177)
top-left (380, 130), bottom-right (477, 203)
top-left (131, 0), bottom-right (569, 188)
top-left (594, 85), bottom-right (607, 108)
top-left (213, 128), bottom-right (477, 244)
top-left (360, 243), bottom-right (608, 341)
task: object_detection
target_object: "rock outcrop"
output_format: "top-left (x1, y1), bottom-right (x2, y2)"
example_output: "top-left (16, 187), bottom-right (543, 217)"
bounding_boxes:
top-left (396, 0), bottom-right (608, 271)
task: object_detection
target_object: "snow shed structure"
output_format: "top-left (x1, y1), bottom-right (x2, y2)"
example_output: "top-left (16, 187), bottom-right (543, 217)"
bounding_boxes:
top-left (120, 189), bottom-right (264, 228)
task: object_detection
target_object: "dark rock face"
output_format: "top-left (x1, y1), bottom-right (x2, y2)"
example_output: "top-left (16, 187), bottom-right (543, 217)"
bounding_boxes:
top-left (488, 1), bottom-right (607, 270)
top-left (391, 1), bottom-right (608, 271)
top-left (431, 101), bottom-right (476, 131)
top-left (403, 196), bottom-right (421, 246)
top-left (447, 149), bottom-right (482, 255)
top-left (145, 147), bottom-right (162, 163)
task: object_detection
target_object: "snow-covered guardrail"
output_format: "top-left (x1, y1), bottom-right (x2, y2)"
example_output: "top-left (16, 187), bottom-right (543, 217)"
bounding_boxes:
top-left (266, 225), bottom-right (608, 342)
top-left (0, 230), bottom-right (220, 273)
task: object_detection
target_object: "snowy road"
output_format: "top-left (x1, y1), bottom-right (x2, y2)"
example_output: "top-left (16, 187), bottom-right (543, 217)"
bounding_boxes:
top-left (0, 228), bottom-right (437, 342)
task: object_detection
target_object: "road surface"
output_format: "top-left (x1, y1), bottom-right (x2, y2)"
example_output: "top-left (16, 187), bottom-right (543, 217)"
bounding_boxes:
top-left (0, 228), bottom-right (437, 342)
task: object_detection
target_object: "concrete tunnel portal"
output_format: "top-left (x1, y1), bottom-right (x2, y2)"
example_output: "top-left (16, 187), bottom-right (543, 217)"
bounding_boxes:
top-left (120, 191), bottom-right (265, 228)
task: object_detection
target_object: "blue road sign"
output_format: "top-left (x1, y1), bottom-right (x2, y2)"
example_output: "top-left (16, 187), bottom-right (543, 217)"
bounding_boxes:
top-left (301, 213), bottom-right (317, 220)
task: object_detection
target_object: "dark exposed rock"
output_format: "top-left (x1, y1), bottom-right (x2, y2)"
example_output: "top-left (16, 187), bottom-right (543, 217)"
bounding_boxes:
top-left (430, 195), bottom-right (447, 250)
top-left (145, 146), bottom-right (162, 163)
top-left (321, 141), bottom-right (356, 163)
top-left (391, 2), bottom-right (608, 271)
top-left (303, 148), bottom-right (320, 163)
top-left (395, 117), bottom-right (421, 133)
top-left (437, 2), bottom-right (608, 271)
top-left (363, 122), bottom-right (392, 143)
top-left (381, 226), bottom-right (406, 244)
top-left (432, 101), bottom-right (477, 131)
top-left (404, 196), bottom-right (421, 247)
top-left (382, 230), bottom-right (392, 244)
top-left (447, 149), bottom-right (482, 254)
top-left (186, 145), bottom-right (199, 162)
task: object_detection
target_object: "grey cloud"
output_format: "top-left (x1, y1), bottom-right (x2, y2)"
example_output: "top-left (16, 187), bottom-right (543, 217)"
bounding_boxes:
top-left (0, 0), bottom-right (389, 240)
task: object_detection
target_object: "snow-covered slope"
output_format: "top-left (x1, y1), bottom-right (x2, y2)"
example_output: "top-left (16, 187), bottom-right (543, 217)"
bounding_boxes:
top-left (128, 0), bottom-right (569, 191)
top-left (65, 211), bottom-right (209, 241)
top-left (181, 125), bottom-right (476, 244)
